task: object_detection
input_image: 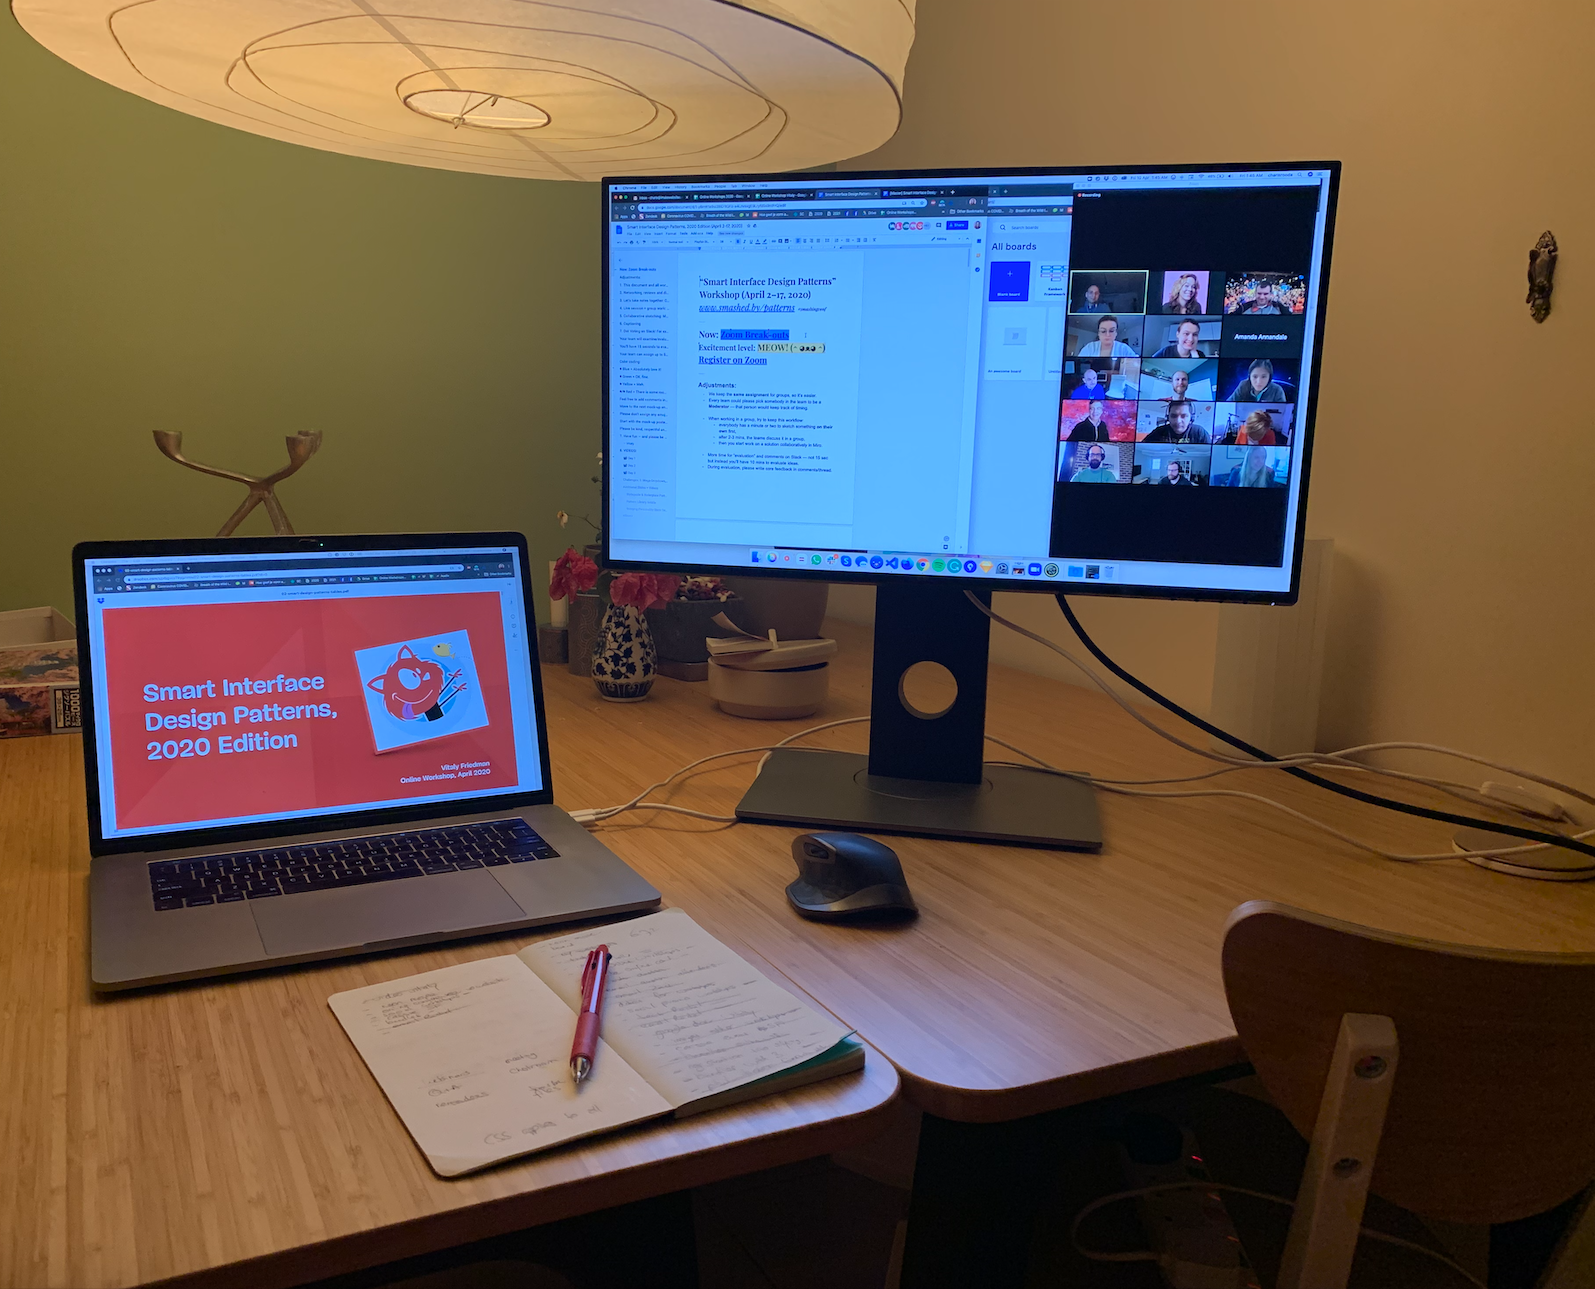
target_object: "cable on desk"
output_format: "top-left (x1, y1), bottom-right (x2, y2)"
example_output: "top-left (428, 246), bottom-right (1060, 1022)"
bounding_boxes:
top-left (579, 660), bottom-right (1551, 833)
top-left (572, 608), bottom-right (1595, 869)
top-left (1048, 591), bottom-right (1595, 859)
top-left (1033, 743), bottom-right (1592, 836)
top-left (569, 717), bottom-right (868, 826)
top-left (1006, 591), bottom-right (1595, 817)
top-left (577, 726), bottom-right (1591, 864)
top-left (961, 591), bottom-right (1595, 867)
top-left (575, 710), bottom-right (1585, 866)
top-left (984, 743), bottom-right (1592, 865)
top-left (1049, 593), bottom-right (1593, 810)
top-left (572, 717), bottom-right (1081, 829)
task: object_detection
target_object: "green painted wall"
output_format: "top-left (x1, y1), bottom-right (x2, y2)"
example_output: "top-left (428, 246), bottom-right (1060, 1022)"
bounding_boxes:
top-left (0, 13), bottom-right (602, 623)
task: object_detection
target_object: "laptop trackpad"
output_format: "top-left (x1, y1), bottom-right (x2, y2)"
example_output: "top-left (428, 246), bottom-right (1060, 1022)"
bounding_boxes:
top-left (251, 871), bottom-right (528, 958)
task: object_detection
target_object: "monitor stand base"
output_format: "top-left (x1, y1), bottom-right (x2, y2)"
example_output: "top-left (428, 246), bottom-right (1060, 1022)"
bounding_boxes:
top-left (735, 748), bottom-right (1102, 851)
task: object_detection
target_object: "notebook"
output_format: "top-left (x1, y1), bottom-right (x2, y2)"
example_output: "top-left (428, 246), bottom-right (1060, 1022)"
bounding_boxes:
top-left (329, 908), bottom-right (863, 1176)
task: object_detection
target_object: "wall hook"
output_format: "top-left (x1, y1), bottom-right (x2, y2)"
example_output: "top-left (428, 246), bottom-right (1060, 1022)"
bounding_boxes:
top-left (1528, 231), bottom-right (1557, 323)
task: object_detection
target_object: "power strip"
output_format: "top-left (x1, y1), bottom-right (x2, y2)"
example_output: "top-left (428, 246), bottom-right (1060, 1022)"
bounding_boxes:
top-left (1119, 1114), bottom-right (1260, 1289)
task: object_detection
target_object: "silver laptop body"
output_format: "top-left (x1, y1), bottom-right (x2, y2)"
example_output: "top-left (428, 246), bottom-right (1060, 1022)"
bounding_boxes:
top-left (74, 533), bottom-right (660, 991)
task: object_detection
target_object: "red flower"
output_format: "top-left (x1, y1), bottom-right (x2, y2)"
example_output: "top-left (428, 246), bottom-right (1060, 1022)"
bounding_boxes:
top-left (549, 547), bottom-right (599, 601)
top-left (609, 571), bottom-right (680, 612)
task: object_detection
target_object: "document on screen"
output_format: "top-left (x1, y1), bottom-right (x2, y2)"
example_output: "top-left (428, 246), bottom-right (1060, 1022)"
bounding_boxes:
top-left (674, 253), bottom-right (863, 529)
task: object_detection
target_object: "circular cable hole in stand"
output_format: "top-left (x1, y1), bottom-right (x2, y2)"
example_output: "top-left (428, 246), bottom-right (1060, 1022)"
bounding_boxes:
top-left (898, 661), bottom-right (957, 720)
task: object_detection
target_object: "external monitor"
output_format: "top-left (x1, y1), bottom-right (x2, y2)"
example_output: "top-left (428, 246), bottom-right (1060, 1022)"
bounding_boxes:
top-left (602, 162), bottom-right (1339, 846)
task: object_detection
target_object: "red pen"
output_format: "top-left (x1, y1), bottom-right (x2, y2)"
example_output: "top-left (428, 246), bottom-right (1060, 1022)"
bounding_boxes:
top-left (569, 945), bottom-right (611, 1085)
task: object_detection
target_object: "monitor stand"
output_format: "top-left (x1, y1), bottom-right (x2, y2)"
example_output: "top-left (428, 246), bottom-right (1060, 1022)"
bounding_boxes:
top-left (734, 582), bottom-right (1102, 850)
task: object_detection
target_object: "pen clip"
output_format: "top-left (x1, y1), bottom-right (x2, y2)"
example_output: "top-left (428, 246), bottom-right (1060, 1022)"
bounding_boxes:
top-left (580, 947), bottom-right (600, 998)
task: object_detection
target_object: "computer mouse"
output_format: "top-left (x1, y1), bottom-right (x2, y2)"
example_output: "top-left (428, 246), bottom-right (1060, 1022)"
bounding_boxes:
top-left (786, 832), bottom-right (918, 921)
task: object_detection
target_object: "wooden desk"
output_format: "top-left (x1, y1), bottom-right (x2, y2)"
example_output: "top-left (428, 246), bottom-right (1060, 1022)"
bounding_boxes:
top-left (539, 618), bottom-right (1595, 1123)
top-left (0, 735), bottom-right (897, 1289)
top-left (10, 613), bottom-right (1595, 1286)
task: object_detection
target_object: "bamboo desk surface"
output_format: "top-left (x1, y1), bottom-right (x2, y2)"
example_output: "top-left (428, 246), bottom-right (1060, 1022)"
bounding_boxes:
top-left (0, 735), bottom-right (897, 1289)
top-left (9, 613), bottom-right (1595, 1287)
top-left (540, 617), bottom-right (1595, 1123)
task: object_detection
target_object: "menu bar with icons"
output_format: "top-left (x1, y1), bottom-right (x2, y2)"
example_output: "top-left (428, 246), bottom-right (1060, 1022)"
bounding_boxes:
top-left (91, 556), bottom-right (515, 595)
top-left (740, 549), bottom-right (1120, 581)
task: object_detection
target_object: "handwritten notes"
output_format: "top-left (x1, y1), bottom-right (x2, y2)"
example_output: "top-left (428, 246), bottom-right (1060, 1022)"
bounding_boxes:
top-left (517, 908), bottom-right (849, 1109)
top-left (329, 956), bottom-right (670, 1177)
top-left (329, 910), bottom-right (853, 1175)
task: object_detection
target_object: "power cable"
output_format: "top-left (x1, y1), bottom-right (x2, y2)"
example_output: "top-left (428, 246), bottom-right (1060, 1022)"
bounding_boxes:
top-left (1045, 592), bottom-right (1595, 863)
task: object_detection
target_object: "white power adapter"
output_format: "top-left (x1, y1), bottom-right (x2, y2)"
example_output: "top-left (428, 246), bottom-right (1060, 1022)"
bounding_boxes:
top-left (1480, 781), bottom-right (1574, 823)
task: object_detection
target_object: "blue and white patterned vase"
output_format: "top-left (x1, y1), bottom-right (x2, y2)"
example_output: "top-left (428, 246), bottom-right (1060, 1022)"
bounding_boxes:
top-left (591, 604), bottom-right (656, 702)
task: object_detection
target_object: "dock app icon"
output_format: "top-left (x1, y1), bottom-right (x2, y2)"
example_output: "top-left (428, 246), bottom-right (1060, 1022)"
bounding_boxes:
top-left (355, 629), bottom-right (489, 754)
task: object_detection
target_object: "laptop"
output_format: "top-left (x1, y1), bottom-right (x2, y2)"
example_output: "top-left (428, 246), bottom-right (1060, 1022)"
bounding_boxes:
top-left (73, 532), bottom-right (661, 990)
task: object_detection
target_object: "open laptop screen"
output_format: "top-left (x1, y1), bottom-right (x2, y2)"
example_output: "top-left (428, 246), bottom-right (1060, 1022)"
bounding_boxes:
top-left (78, 541), bottom-right (546, 844)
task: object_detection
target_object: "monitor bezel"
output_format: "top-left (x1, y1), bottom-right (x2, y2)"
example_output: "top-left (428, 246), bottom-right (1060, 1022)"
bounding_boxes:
top-left (601, 159), bottom-right (1339, 608)
top-left (72, 530), bottom-right (556, 858)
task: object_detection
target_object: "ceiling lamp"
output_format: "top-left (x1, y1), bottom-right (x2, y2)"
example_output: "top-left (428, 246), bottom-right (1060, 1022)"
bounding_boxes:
top-left (11, 0), bottom-right (915, 179)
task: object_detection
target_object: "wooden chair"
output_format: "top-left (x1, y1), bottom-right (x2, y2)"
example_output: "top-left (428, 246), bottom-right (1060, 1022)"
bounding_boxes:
top-left (1222, 901), bottom-right (1595, 1288)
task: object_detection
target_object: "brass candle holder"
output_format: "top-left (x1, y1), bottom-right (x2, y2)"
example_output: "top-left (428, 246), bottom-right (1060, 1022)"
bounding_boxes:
top-left (153, 429), bottom-right (322, 536)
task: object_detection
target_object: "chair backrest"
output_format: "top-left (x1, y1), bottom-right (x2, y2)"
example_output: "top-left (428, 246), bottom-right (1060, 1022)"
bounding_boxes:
top-left (1223, 900), bottom-right (1595, 1224)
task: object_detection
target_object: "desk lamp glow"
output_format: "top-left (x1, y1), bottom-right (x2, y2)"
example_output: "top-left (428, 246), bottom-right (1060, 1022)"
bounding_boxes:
top-left (11, 0), bottom-right (915, 178)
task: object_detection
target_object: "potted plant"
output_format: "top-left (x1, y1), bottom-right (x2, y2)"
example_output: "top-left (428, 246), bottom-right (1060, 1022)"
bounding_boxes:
top-left (646, 576), bottom-right (746, 681)
top-left (592, 572), bottom-right (679, 702)
top-left (549, 451), bottom-right (606, 672)
top-left (556, 450), bottom-right (606, 565)
top-left (548, 547), bottom-right (600, 676)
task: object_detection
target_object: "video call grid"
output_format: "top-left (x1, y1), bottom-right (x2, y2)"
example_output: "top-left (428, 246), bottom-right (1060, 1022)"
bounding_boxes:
top-left (1055, 267), bottom-right (1307, 489)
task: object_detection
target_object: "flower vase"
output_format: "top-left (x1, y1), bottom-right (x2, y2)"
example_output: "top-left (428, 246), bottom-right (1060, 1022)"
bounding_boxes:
top-left (591, 604), bottom-right (655, 702)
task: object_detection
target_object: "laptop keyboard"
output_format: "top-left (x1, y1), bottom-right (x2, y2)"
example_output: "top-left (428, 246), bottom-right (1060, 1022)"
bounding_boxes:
top-left (148, 819), bottom-right (560, 911)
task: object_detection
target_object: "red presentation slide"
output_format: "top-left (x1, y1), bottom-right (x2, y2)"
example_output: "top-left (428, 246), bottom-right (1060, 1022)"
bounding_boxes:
top-left (101, 593), bottom-right (520, 832)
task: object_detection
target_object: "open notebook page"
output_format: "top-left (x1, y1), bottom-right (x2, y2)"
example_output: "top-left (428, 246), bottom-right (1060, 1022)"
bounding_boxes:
top-left (517, 908), bottom-right (850, 1109)
top-left (329, 956), bottom-right (671, 1177)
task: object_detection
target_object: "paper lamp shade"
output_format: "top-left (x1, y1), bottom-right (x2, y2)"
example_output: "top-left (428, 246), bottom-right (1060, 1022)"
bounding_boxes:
top-left (11, 0), bottom-right (915, 179)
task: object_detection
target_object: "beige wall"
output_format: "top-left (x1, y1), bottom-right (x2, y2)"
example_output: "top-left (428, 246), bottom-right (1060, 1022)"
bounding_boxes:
top-left (4, 2), bottom-right (1590, 783)
top-left (848, 0), bottom-right (1595, 782)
